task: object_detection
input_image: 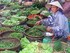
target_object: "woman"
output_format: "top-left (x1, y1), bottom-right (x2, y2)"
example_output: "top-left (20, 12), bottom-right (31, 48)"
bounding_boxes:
top-left (36, 1), bottom-right (69, 38)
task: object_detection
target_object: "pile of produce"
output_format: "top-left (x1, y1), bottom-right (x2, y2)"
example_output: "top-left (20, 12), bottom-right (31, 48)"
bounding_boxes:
top-left (54, 40), bottom-right (63, 52)
top-left (0, 40), bottom-right (15, 48)
top-left (27, 16), bottom-right (40, 25)
top-left (0, 27), bottom-right (13, 34)
top-left (1, 10), bottom-right (11, 17)
top-left (2, 15), bottom-right (27, 26)
top-left (20, 37), bottom-right (53, 53)
top-left (20, 37), bottom-right (30, 48)
top-left (33, 25), bottom-right (46, 32)
top-left (66, 47), bottom-right (70, 53)
top-left (40, 10), bottom-right (51, 16)
top-left (2, 19), bottom-right (20, 26)
top-left (26, 26), bottom-right (43, 36)
top-left (12, 25), bottom-right (26, 32)
top-left (10, 2), bottom-right (23, 9)
top-left (11, 15), bottom-right (27, 21)
top-left (0, 0), bottom-right (11, 5)
top-left (0, 50), bottom-right (17, 53)
top-left (9, 32), bottom-right (23, 39)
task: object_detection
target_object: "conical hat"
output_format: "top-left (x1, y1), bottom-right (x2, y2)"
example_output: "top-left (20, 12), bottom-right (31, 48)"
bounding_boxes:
top-left (48, 1), bottom-right (63, 10)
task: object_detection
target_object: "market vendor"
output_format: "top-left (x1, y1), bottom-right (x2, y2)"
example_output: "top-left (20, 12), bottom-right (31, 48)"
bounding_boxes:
top-left (36, 1), bottom-right (69, 38)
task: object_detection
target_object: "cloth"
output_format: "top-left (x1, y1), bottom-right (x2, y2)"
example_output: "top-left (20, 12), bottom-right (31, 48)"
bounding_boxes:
top-left (40, 11), bottom-right (69, 38)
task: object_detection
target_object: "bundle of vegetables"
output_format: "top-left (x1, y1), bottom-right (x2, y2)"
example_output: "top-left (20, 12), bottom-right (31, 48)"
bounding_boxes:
top-left (0, 27), bottom-right (13, 33)
top-left (1, 10), bottom-right (11, 17)
top-left (66, 47), bottom-right (70, 53)
top-left (11, 9), bottom-right (19, 14)
top-left (10, 2), bottom-right (23, 9)
top-left (12, 25), bottom-right (26, 32)
top-left (0, 0), bottom-right (11, 5)
top-left (31, 2), bottom-right (45, 9)
top-left (2, 15), bottom-right (27, 26)
top-left (20, 37), bottom-right (30, 48)
top-left (26, 26), bottom-right (43, 36)
top-left (40, 10), bottom-right (51, 16)
top-left (23, 7), bottom-right (41, 16)
top-left (27, 16), bottom-right (40, 25)
top-left (0, 50), bottom-right (17, 53)
top-left (16, 10), bottom-right (24, 16)
top-left (2, 19), bottom-right (20, 26)
top-left (9, 32), bottom-right (23, 39)
top-left (33, 25), bottom-right (46, 32)
top-left (11, 15), bottom-right (27, 21)
top-left (54, 40), bottom-right (63, 51)
top-left (19, 41), bottom-right (53, 53)
top-left (30, 7), bottom-right (45, 14)
top-left (0, 41), bottom-right (15, 48)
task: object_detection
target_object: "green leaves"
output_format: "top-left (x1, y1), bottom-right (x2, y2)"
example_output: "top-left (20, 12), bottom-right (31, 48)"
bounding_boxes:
top-left (54, 40), bottom-right (63, 51)
top-left (20, 37), bottom-right (30, 48)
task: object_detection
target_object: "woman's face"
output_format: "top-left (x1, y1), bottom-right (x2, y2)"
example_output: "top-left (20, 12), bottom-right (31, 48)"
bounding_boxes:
top-left (51, 5), bottom-right (59, 13)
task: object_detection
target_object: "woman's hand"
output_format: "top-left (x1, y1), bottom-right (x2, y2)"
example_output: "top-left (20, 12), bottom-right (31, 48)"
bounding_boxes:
top-left (46, 26), bottom-right (52, 32)
top-left (35, 21), bottom-right (41, 25)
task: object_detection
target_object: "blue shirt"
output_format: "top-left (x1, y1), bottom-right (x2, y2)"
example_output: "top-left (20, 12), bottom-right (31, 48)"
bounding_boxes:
top-left (41, 11), bottom-right (69, 38)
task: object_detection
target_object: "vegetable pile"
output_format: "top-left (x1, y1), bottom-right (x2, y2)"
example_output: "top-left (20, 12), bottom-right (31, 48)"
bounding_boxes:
top-left (26, 26), bottom-right (44, 36)
top-left (66, 47), bottom-right (70, 53)
top-left (0, 41), bottom-right (15, 48)
top-left (2, 15), bottom-right (27, 26)
top-left (20, 37), bottom-right (53, 53)
top-left (0, 27), bottom-right (13, 33)
top-left (12, 25), bottom-right (26, 32)
top-left (27, 16), bottom-right (40, 25)
top-left (20, 37), bottom-right (30, 48)
top-left (0, 50), bottom-right (17, 53)
top-left (9, 32), bottom-right (23, 39)
top-left (54, 40), bottom-right (63, 51)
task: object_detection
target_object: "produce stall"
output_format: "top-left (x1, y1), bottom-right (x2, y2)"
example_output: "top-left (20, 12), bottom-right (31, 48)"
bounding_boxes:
top-left (0, 0), bottom-right (70, 53)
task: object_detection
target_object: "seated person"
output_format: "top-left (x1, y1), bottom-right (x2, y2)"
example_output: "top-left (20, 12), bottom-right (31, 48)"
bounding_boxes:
top-left (36, 1), bottom-right (69, 39)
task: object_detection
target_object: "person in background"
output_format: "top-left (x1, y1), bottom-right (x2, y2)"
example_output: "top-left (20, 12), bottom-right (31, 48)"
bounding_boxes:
top-left (36, 1), bottom-right (69, 39)
top-left (63, 0), bottom-right (70, 18)
top-left (18, 0), bottom-right (34, 5)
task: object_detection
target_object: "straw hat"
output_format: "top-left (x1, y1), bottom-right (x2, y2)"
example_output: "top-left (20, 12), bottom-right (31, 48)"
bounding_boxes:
top-left (48, 1), bottom-right (63, 10)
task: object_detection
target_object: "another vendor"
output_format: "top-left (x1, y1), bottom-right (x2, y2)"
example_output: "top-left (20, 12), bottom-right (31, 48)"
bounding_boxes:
top-left (36, 1), bottom-right (69, 38)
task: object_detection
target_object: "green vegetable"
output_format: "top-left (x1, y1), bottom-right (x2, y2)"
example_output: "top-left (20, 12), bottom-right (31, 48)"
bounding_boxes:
top-left (31, 2), bottom-right (45, 9)
top-left (0, 27), bottom-right (13, 33)
top-left (54, 40), bottom-right (63, 51)
top-left (0, 41), bottom-right (15, 48)
top-left (2, 10), bottom-right (11, 17)
top-left (10, 2), bottom-right (23, 9)
top-left (20, 37), bottom-right (30, 48)
top-left (26, 26), bottom-right (43, 36)
top-left (66, 47), bottom-right (70, 53)
top-left (0, 50), bottom-right (17, 53)
top-left (9, 32), bottom-right (23, 39)
top-left (27, 16), bottom-right (40, 24)
top-left (30, 10), bottom-right (40, 14)
top-left (0, 0), bottom-right (11, 5)
top-left (33, 25), bottom-right (46, 32)
top-left (19, 41), bottom-right (53, 53)
top-left (2, 19), bottom-right (20, 26)
top-left (12, 25), bottom-right (26, 32)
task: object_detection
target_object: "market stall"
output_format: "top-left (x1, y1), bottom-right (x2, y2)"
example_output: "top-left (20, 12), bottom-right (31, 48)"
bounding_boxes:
top-left (0, 0), bottom-right (70, 53)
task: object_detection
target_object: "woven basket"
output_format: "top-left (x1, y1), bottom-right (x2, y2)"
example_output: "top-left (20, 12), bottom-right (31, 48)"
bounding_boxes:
top-left (0, 38), bottom-right (20, 51)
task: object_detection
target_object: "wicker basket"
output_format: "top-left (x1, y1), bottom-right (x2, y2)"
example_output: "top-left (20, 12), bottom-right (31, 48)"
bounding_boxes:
top-left (26, 35), bottom-right (44, 42)
top-left (0, 38), bottom-right (20, 51)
